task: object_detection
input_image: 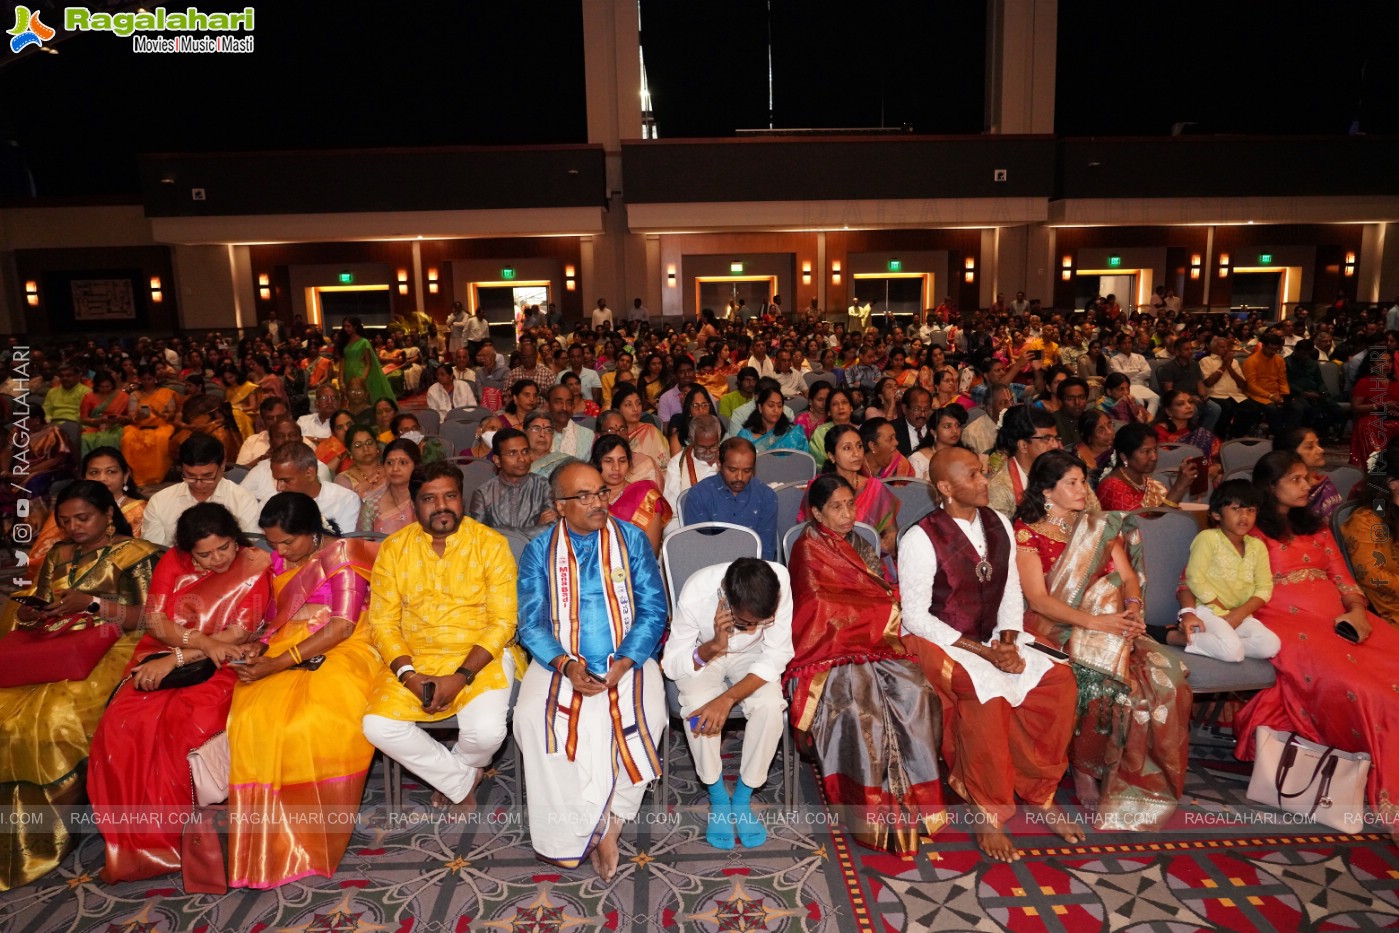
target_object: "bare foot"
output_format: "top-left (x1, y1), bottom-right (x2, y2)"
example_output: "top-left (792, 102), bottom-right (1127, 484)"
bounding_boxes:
top-left (1031, 803), bottom-right (1087, 844)
top-left (973, 825), bottom-right (1022, 863)
top-left (593, 819), bottom-right (622, 882)
top-left (430, 789), bottom-right (452, 808)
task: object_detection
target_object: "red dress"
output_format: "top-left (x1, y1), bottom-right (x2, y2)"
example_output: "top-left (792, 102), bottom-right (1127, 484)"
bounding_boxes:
top-left (88, 547), bottom-right (272, 883)
top-left (1234, 529), bottom-right (1399, 810)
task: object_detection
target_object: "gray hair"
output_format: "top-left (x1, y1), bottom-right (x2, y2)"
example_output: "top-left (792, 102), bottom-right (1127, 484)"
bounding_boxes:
top-left (687, 413), bottom-right (723, 444)
top-left (269, 440), bottom-right (316, 471)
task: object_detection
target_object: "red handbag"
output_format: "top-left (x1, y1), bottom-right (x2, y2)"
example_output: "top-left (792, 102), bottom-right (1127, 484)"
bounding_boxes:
top-left (0, 615), bottom-right (122, 687)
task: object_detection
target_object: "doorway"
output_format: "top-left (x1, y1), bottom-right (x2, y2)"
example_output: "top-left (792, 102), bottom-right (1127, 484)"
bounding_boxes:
top-left (694, 276), bottom-right (777, 320)
top-left (306, 285), bottom-right (392, 328)
top-left (1075, 271), bottom-right (1145, 312)
top-left (469, 280), bottom-right (551, 340)
top-left (1229, 267), bottom-right (1299, 319)
top-left (850, 273), bottom-right (932, 330)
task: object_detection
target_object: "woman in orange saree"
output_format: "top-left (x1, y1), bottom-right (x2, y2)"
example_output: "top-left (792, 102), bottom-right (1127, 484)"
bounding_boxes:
top-left (225, 493), bottom-right (380, 889)
top-left (786, 475), bottom-right (943, 856)
top-left (88, 503), bottom-right (272, 884)
top-left (119, 365), bottom-right (178, 486)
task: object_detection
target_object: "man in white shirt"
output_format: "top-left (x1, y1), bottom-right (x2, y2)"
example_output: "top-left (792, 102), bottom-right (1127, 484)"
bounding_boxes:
top-left (627, 298), bottom-right (649, 323)
top-left (296, 385), bottom-right (340, 440)
top-left (269, 440), bottom-right (361, 534)
top-left (1108, 332), bottom-right (1160, 416)
top-left (1198, 335), bottom-right (1261, 439)
top-left (236, 397), bottom-right (291, 467)
top-left (565, 344), bottom-right (603, 405)
top-left (425, 364), bottom-right (479, 417)
top-left (663, 414), bottom-right (722, 520)
top-left (463, 306), bottom-right (491, 347)
top-left (772, 349), bottom-right (805, 399)
top-left (1009, 291), bottom-right (1031, 316)
top-left (241, 418), bottom-right (334, 503)
top-left (661, 558), bottom-right (793, 849)
top-left (142, 433), bottom-right (262, 547)
top-left (546, 384), bottom-right (595, 459)
top-left (744, 340), bottom-right (776, 379)
top-left (591, 298), bottom-right (613, 329)
top-left (898, 447), bottom-right (1080, 863)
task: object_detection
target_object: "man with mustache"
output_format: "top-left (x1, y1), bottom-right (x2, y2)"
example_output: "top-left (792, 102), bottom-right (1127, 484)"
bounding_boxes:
top-left (514, 461), bottom-right (667, 881)
top-left (361, 461), bottom-right (525, 809)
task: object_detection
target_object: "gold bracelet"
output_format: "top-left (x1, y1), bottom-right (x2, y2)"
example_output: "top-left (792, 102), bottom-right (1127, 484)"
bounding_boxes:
top-left (289, 645), bottom-right (303, 665)
top-left (174, 647), bottom-right (185, 666)
top-left (181, 627), bottom-right (193, 647)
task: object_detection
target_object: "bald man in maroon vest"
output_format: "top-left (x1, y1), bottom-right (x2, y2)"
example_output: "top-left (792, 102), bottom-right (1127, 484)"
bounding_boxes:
top-left (897, 447), bottom-right (1082, 862)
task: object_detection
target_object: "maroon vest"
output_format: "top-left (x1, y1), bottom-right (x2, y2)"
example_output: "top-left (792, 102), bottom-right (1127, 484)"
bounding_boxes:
top-left (917, 507), bottom-right (1010, 643)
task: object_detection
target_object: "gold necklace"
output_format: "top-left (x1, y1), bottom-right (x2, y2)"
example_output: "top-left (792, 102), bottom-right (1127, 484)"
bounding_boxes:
top-left (1118, 469), bottom-right (1147, 492)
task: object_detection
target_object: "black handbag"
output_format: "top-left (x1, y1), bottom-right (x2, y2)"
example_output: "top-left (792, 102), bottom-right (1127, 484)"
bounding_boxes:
top-left (137, 652), bottom-right (218, 689)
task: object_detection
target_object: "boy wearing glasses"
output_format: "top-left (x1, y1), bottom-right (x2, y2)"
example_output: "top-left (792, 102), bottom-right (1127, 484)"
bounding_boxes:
top-left (661, 558), bottom-right (793, 850)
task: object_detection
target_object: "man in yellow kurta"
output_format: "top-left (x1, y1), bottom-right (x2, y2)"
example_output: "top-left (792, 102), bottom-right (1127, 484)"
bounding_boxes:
top-left (361, 460), bottom-right (525, 806)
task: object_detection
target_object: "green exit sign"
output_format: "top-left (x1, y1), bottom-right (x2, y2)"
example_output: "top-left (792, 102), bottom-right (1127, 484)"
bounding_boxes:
top-left (337, 272), bottom-right (353, 284)
top-left (730, 262), bottom-right (744, 273)
top-left (501, 267), bottom-right (516, 280)
top-left (1259, 253), bottom-right (1273, 264)
top-left (888, 259), bottom-right (902, 272)
top-left (1108, 255), bottom-right (1122, 268)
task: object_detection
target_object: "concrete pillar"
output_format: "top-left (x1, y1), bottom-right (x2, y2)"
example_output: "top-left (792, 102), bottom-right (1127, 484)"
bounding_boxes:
top-left (980, 228), bottom-right (998, 308)
top-left (170, 244), bottom-right (244, 332)
top-left (1376, 224), bottom-right (1399, 304)
top-left (581, 0), bottom-right (645, 312)
top-left (985, 0), bottom-right (1057, 134)
top-left (645, 235), bottom-right (665, 321)
top-left (1029, 224), bottom-right (1055, 305)
top-left (1359, 222), bottom-right (1388, 304)
top-left (997, 226), bottom-right (1030, 302)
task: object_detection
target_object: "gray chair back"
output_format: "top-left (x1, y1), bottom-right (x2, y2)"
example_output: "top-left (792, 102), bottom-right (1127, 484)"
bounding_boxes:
top-left (1331, 500), bottom-right (1361, 583)
top-left (1327, 466), bottom-right (1362, 503)
top-left (754, 450), bottom-right (817, 486)
top-left (661, 522), bottom-right (761, 611)
top-left (414, 409), bottom-right (441, 436)
top-left (500, 528), bottom-right (534, 563)
top-left (1154, 443), bottom-right (1203, 472)
top-left (787, 395), bottom-right (809, 415)
top-left (1130, 509), bottom-right (1200, 631)
top-left (783, 521), bottom-right (878, 562)
top-left (675, 486), bottom-right (691, 526)
top-left (773, 482), bottom-right (809, 547)
top-left (225, 464), bottom-right (249, 484)
top-left (440, 420), bottom-right (478, 455)
top-left (446, 406), bottom-right (490, 424)
top-left (456, 458), bottom-right (497, 501)
top-left (1219, 438), bottom-right (1272, 476)
top-left (882, 477), bottom-right (938, 528)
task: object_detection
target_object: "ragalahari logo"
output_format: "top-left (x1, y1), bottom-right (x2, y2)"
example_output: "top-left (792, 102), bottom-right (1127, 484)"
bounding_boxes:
top-left (9, 6), bottom-right (55, 53)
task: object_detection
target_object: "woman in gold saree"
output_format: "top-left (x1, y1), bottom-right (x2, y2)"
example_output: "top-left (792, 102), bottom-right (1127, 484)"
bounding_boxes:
top-left (1012, 449), bottom-right (1191, 832)
top-left (0, 481), bottom-right (158, 890)
top-left (225, 492), bottom-right (380, 889)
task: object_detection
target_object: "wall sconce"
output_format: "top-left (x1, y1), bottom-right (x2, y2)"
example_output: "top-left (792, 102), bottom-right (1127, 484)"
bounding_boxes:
top-left (149, 276), bottom-right (163, 303)
top-left (801, 261), bottom-right (811, 285)
top-left (566, 264), bottom-right (578, 291)
top-left (397, 269), bottom-right (409, 296)
top-left (24, 280), bottom-right (38, 307)
top-left (1190, 254), bottom-right (1202, 280)
top-left (1218, 253), bottom-right (1230, 279)
top-left (427, 268), bottom-right (439, 295)
top-left (665, 264), bottom-right (676, 288)
top-left (964, 256), bottom-right (976, 284)
top-left (831, 261), bottom-right (841, 285)
top-left (1344, 252), bottom-right (1356, 277)
top-left (1061, 255), bottom-right (1072, 282)
top-left (257, 273), bottom-right (270, 301)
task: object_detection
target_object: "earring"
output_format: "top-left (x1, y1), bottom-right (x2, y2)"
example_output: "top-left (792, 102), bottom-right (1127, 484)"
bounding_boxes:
top-left (313, 533), bottom-right (323, 549)
top-left (105, 521), bottom-right (115, 538)
top-left (1043, 492), bottom-right (1054, 515)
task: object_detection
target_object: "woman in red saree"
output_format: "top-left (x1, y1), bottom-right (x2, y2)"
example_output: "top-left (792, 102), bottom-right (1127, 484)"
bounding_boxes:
top-left (1349, 350), bottom-right (1399, 467)
top-left (88, 503), bottom-right (272, 884)
top-left (226, 493), bottom-right (380, 888)
top-left (1235, 451), bottom-right (1399, 839)
top-left (593, 434), bottom-right (670, 555)
top-left (786, 475), bottom-right (943, 855)
top-left (1014, 450), bottom-right (1191, 832)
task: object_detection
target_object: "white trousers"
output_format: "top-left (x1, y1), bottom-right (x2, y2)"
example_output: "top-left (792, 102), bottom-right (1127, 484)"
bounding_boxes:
top-left (1183, 607), bottom-right (1281, 663)
top-left (674, 651), bottom-right (787, 788)
top-left (514, 658), bottom-right (665, 863)
top-left (1130, 384), bottom-right (1161, 417)
top-left (362, 651), bottom-right (516, 804)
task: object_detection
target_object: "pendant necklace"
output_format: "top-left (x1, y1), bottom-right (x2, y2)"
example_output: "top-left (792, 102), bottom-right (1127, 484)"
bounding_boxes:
top-left (969, 510), bottom-right (994, 583)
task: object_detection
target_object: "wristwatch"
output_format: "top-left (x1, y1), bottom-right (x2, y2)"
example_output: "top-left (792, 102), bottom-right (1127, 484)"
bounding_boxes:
top-left (454, 665), bottom-right (476, 686)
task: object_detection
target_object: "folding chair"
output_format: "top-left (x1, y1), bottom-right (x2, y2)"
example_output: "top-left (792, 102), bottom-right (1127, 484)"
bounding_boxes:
top-left (1219, 438), bottom-right (1271, 476)
top-left (455, 458), bottom-right (497, 502)
top-left (881, 477), bottom-right (938, 528)
top-left (1154, 443), bottom-right (1203, 472)
top-left (414, 409), bottom-right (441, 436)
top-left (754, 450), bottom-right (817, 486)
top-left (440, 421), bottom-right (478, 456)
top-left (661, 522), bottom-right (762, 612)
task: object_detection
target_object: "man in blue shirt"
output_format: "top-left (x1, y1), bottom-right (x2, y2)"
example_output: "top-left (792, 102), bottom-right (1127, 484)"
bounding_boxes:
top-left (684, 437), bottom-right (779, 560)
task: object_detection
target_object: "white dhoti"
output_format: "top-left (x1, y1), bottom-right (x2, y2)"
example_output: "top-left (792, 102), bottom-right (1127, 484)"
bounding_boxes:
top-left (674, 652), bottom-right (786, 787)
top-left (514, 657), bottom-right (665, 866)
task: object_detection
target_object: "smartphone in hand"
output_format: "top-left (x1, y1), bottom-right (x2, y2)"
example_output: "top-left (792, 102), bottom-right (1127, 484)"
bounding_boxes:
top-left (421, 680), bottom-right (436, 709)
top-left (582, 666), bottom-right (606, 684)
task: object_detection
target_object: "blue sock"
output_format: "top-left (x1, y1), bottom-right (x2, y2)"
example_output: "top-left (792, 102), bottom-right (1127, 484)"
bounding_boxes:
top-left (730, 780), bottom-right (767, 847)
top-left (704, 780), bottom-right (735, 849)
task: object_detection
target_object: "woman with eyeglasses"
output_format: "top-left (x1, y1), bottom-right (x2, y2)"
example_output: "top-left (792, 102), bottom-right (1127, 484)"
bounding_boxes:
top-left (335, 425), bottom-right (386, 498)
top-left (523, 410), bottom-right (571, 477)
top-left (986, 404), bottom-right (1103, 518)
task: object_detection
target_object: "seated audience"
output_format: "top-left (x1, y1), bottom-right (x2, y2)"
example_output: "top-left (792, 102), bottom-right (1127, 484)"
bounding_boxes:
top-left (1274, 425), bottom-right (1343, 520)
top-left (362, 461), bottom-right (524, 809)
top-left (226, 492), bottom-right (380, 889)
top-left (899, 448), bottom-right (1080, 862)
top-left (121, 364), bottom-right (180, 485)
top-left (807, 387), bottom-right (857, 468)
top-left (426, 362), bottom-right (478, 418)
top-left (524, 409), bottom-right (572, 477)
top-left (468, 428), bottom-right (557, 536)
top-left (1014, 449), bottom-right (1190, 831)
top-left (143, 433), bottom-right (261, 546)
top-left (686, 437), bottom-right (778, 560)
top-left (236, 396), bottom-right (292, 467)
top-left (546, 383), bottom-right (595, 459)
top-left (269, 441), bottom-right (362, 534)
top-left (862, 416), bottom-right (914, 480)
top-left (315, 408), bottom-right (357, 474)
top-left (1237, 450), bottom-right (1399, 843)
top-left (661, 558), bottom-right (793, 849)
top-left (787, 474), bottom-right (944, 856)
top-left (1173, 479), bottom-right (1281, 662)
top-left (737, 386), bottom-right (808, 454)
top-left (241, 418), bottom-right (335, 503)
top-left (597, 409), bottom-right (662, 487)
top-left (1095, 422), bottom-right (1199, 510)
top-left (358, 439), bottom-right (422, 535)
top-left (89, 503), bottom-right (273, 884)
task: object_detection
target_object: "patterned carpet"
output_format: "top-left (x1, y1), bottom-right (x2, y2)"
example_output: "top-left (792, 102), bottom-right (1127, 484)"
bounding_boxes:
top-left (1, 724), bottom-right (1396, 933)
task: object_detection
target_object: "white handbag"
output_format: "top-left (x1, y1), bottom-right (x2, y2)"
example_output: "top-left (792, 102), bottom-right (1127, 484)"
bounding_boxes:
top-left (1246, 727), bottom-right (1371, 833)
top-left (188, 731), bottom-right (231, 807)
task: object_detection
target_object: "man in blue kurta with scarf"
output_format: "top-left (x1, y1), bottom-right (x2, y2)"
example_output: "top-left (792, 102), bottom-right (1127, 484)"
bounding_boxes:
top-left (515, 460), bottom-right (668, 881)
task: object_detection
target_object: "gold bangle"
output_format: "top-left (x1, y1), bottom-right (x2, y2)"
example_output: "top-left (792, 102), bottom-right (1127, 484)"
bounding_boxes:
top-left (181, 627), bottom-right (193, 647)
top-left (289, 645), bottom-right (303, 665)
top-left (174, 647), bottom-right (185, 666)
